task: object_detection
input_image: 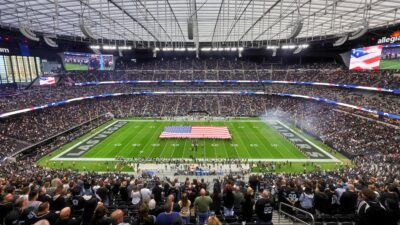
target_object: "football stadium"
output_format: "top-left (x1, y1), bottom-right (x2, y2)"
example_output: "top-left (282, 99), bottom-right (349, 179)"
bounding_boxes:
top-left (0, 1), bottom-right (400, 225)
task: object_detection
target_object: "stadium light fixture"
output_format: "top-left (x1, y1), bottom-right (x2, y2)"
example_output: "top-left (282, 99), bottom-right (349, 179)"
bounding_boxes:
top-left (43, 36), bottom-right (58, 48)
top-left (287, 21), bottom-right (303, 40)
top-left (154, 47), bottom-right (160, 51)
top-left (118, 46), bottom-right (132, 50)
top-left (175, 48), bottom-right (186, 51)
top-left (187, 47), bottom-right (197, 51)
top-left (300, 44), bottom-right (309, 48)
top-left (79, 18), bottom-right (97, 40)
top-left (293, 47), bottom-right (303, 54)
top-left (103, 45), bottom-right (117, 50)
top-left (349, 26), bottom-right (368, 40)
top-left (211, 47), bottom-right (219, 51)
top-left (19, 25), bottom-right (40, 42)
top-left (230, 47), bottom-right (237, 51)
top-left (217, 48), bottom-right (224, 51)
top-left (266, 45), bottom-right (279, 50)
top-left (238, 47), bottom-right (244, 51)
top-left (333, 35), bottom-right (348, 47)
top-left (90, 45), bottom-right (101, 50)
top-left (281, 45), bottom-right (296, 49)
top-left (162, 47), bottom-right (174, 51)
top-left (201, 47), bottom-right (212, 51)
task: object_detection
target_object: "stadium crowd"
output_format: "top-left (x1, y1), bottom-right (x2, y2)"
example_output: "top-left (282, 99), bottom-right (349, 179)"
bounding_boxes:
top-left (0, 60), bottom-right (398, 120)
top-left (0, 82), bottom-right (399, 117)
top-left (0, 95), bottom-right (398, 160)
top-left (0, 61), bottom-right (399, 225)
top-left (84, 60), bottom-right (399, 88)
top-left (0, 140), bottom-right (400, 225)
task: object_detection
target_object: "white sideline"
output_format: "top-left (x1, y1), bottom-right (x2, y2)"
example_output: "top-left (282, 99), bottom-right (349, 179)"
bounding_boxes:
top-left (51, 157), bottom-right (340, 163)
top-left (276, 120), bottom-right (340, 162)
top-left (117, 119), bottom-right (268, 123)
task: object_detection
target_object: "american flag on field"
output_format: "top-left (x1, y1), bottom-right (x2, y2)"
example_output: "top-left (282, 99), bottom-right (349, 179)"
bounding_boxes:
top-left (159, 126), bottom-right (231, 139)
top-left (39, 77), bottom-right (56, 85)
top-left (349, 45), bottom-right (383, 70)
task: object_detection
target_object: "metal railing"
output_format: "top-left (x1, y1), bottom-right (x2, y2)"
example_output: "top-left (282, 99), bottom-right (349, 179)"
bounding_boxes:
top-left (278, 202), bottom-right (315, 225)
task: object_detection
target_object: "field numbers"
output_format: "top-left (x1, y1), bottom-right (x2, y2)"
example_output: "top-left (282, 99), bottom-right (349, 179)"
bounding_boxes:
top-left (114, 143), bottom-right (122, 147)
top-left (211, 144), bottom-right (219, 147)
top-left (151, 144), bottom-right (160, 147)
top-left (250, 144), bottom-right (258, 147)
top-left (132, 144), bottom-right (141, 147)
top-left (230, 144), bottom-right (238, 147)
top-left (171, 144), bottom-right (179, 147)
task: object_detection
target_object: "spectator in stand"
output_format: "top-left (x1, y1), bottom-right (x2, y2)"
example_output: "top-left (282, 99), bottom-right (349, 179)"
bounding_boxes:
top-left (340, 184), bottom-right (358, 214)
top-left (194, 189), bottom-right (212, 225)
top-left (178, 192), bottom-right (191, 224)
top-left (0, 194), bottom-right (15, 223)
top-left (255, 190), bottom-right (274, 225)
top-left (25, 202), bottom-right (59, 225)
top-left (356, 189), bottom-right (387, 225)
top-left (4, 197), bottom-right (29, 225)
top-left (156, 201), bottom-right (181, 225)
top-left (90, 204), bottom-right (112, 225)
top-left (54, 207), bottom-right (79, 225)
top-left (222, 183), bottom-right (234, 216)
top-left (131, 186), bottom-right (141, 208)
top-left (209, 190), bottom-right (222, 216)
top-left (110, 209), bottom-right (125, 225)
top-left (139, 203), bottom-right (156, 225)
top-left (242, 187), bottom-right (255, 222)
top-left (299, 186), bottom-right (314, 213)
top-left (27, 190), bottom-right (42, 213)
top-left (206, 215), bottom-right (222, 225)
top-left (140, 183), bottom-right (152, 202)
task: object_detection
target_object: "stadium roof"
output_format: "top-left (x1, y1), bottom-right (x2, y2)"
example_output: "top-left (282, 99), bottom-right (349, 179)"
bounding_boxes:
top-left (0, 0), bottom-right (399, 45)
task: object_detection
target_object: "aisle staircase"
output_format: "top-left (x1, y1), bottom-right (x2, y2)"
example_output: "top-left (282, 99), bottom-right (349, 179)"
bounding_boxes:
top-left (272, 211), bottom-right (296, 225)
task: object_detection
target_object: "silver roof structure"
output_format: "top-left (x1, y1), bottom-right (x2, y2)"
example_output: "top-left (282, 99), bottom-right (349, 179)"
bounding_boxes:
top-left (0, 0), bottom-right (399, 45)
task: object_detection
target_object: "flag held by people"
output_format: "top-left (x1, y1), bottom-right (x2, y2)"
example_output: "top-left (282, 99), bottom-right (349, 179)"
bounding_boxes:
top-left (159, 126), bottom-right (231, 139)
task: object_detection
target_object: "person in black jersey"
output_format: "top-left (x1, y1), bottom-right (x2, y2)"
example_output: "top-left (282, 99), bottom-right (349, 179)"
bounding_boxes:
top-left (25, 202), bottom-right (59, 225)
top-left (4, 197), bottom-right (28, 225)
top-left (255, 190), bottom-right (274, 225)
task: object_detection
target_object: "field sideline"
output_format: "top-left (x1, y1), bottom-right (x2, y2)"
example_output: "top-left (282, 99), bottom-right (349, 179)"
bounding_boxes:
top-left (37, 118), bottom-right (350, 173)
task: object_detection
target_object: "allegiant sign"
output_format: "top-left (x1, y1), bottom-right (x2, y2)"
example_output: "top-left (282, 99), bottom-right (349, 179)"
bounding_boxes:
top-left (377, 30), bottom-right (400, 44)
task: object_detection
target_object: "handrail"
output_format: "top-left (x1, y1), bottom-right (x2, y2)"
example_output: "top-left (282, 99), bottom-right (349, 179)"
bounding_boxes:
top-left (278, 202), bottom-right (315, 225)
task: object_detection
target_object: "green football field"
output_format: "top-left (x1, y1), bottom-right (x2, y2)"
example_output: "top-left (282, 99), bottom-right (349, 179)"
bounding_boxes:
top-left (37, 118), bottom-right (350, 173)
top-left (64, 63), bottom-right (88, 71)
top-left (379, 59), bottom-right (400, 69)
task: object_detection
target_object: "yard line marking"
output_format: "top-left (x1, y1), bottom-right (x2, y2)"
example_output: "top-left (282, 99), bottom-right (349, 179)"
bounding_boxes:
top-left (140, 123), bottom-right (164, 158)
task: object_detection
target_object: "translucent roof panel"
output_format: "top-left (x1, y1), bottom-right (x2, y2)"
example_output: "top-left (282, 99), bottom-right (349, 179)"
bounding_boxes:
top-left (0, 0), bottom-right (399, 43)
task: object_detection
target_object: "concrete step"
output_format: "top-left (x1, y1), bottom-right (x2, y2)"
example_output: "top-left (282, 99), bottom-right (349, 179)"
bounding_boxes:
top-left (272, 211), bottom-right (296, 225)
